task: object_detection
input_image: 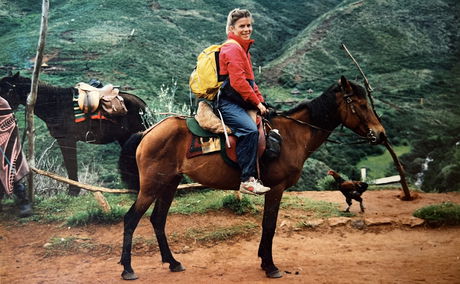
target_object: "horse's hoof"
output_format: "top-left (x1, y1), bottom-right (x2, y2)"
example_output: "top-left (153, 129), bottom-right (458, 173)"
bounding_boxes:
top-left (170, 263), bottom-right (186, 272)
top-left (266, 269), bottom-right (283, 278)
top-left (121, 270), bottom-right (139, 280)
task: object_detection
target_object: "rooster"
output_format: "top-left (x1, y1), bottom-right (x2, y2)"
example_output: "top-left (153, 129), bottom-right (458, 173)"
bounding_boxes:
top-left (327, 170), bottom-right (368, 212)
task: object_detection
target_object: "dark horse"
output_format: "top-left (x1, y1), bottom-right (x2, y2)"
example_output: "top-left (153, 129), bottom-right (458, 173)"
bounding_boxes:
top-left (0, 72), bottom-right (152, 195)
top-left (118, 76), bottom-right (386, 280)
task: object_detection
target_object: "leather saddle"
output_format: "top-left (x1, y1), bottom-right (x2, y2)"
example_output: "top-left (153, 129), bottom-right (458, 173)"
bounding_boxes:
top-left (185, 116), bottom-right (266, 167)
top-left (75, 82), bottom-right (119, 113)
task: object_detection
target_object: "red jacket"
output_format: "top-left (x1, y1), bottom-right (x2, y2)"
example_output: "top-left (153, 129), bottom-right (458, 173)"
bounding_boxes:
top-left (219, 33), bottom-right (264, 107)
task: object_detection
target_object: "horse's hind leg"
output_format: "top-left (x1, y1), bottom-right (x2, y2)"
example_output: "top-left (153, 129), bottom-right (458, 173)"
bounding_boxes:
top-left (120, 194), bottom-right (155, 280)
top-left (150, 180), bottom-right (185, 272)
top-left (57, 139), bottom-right (80, 196)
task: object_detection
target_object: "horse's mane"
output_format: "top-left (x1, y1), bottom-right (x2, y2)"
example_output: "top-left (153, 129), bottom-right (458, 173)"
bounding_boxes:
top-left (8, 75), bottom-right (74, 106)
top-left (14, 75), bottom-right (54, 89)
top-left (278, 81), bottom-right (366, 130)
top-left (280, 83), bottom-right (339, 130)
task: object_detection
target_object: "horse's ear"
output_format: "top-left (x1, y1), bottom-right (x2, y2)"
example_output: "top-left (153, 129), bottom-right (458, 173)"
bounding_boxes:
top-left (13, 71), bottom-right (20, 79)
top-left (340, 75), bottom-right (352, 94)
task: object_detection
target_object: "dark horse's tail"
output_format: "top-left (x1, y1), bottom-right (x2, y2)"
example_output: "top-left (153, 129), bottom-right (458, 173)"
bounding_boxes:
top-left (119, 132), bottom-right (143, 191)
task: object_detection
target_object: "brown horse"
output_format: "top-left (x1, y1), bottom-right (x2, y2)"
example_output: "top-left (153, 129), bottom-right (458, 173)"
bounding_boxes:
top-left (118, 76), bottom-right (386, 280)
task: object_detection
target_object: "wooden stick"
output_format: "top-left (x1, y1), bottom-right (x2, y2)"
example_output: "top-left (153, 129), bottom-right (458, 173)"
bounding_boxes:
top-left (27, 0), bottom-right (49, 203)
top-left (31, 167), bottom-right (207, 193)
top-left (341, 43), bottom-right (378, 116)
top-left (383, 140), bottom-right (412, 200)
top-left (32, 167), bottom-right (137, 193)
top-left (341, 43), bottom-right (412, 200)
top-left (341, 43), bottom-right (373, 92)
top-left (93, 191), bottom-right (111, 213)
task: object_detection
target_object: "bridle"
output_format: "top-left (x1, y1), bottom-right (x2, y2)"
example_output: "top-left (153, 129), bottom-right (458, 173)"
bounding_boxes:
top-left (2, 81), bottom-right (18, 97)
top-left (340, 85), bottom-right (378, 143)
top-left (1, 80), bottom-right (23, 101)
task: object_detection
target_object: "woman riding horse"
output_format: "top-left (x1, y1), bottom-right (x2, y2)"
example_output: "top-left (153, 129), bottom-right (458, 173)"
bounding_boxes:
top-left (118, 75), bottom-right (386, 280)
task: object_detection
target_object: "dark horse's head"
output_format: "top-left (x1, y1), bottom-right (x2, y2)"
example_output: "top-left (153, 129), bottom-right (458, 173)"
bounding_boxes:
top-left (0, 71), bottom-right (30, 110)
top-left (289, 75), bottom-right (386, 144)
top-left (335, 76), bottom-right (386, 144)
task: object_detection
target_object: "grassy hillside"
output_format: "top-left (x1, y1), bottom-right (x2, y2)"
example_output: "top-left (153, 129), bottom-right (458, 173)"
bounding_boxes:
top-left (0, 0), bottom-right (341, 98)
top-left (262, 0), bottom-right (460, 189)
top-left (0, 0), bottom-right (458, 191)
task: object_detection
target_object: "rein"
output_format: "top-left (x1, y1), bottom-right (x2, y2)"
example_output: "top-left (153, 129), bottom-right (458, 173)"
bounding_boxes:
top-left (277, 113), bottom-right (332, 132)
top-left (277, 112), bottom-right (369, 145)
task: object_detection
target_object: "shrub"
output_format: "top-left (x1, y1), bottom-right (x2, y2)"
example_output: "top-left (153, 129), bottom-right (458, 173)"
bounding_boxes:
top-left (413, 202), bottom-right (460, 226)
top-left (290, 158), bottom-right (330, 191)
top-left (66, 205), bottom-right (127, 226)
top-left (316, 173), bottom-right (350, 191)
top-left (222, 194), bottom-right (258, 215)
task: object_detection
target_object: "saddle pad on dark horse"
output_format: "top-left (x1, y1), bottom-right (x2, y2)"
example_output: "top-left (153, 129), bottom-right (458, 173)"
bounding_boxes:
top-left (72, 89), bottom-right (109, 123)
top-left (186, 118), bottom-right (239, 168)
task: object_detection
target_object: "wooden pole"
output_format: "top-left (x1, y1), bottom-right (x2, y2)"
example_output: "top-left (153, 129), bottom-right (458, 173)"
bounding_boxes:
top-left (27, 0), bottom-right (49, 202)
top-left (32, 167), bottom-right (137, 193)
top-left (341, 43), bottom-right (412, 200)
top-left (383, 140), bottom-right (412, 200)
top-left (31, 167), bottom-right (207, 193)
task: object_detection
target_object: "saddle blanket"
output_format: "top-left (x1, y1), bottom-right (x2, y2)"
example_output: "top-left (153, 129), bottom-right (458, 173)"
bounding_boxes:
top-left (185, 118), bottom-right (239, 168)
top-left (72, 90), bottom-right (109, 123)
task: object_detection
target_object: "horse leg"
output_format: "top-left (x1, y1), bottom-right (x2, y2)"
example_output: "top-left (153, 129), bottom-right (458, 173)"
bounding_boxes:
top-left (57, 139), bottom-right (80, 196)
top-left (258, 189), bottom-right (283, 278)
top-left (150, 181), bottom-right (185, 272)
top-left (120, 193), bottom-right (155, 280)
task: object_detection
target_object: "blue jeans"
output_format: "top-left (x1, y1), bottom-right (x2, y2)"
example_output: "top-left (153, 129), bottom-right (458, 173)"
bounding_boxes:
top-left (218, 99), bottom-right (258, 181)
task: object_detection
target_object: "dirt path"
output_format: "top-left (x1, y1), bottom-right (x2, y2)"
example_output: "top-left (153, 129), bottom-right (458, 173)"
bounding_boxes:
top-left (1, 190), bottom-right (460, 284)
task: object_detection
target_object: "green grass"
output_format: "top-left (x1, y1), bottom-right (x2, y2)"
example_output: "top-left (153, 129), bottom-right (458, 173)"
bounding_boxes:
top-left (169, 190), bottom-right (229, 215)
top-left (222, 194), bottom-right (258, 215)
top-left (279, 195), bottom-right (347, 218)
top-left (185, 222), bottom-right (258, 242)
top-left (357, 145), bottom-right (411, 180)
top-left (2, 190), bottom-right (345, 226)
top-left (66, 205), bottom-right (126, 226)
top-left (413, 202), bottom-right (460, 226)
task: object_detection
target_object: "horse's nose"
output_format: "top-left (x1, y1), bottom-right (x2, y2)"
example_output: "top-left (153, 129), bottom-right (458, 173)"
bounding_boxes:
top-left (367, 129), bottom-right (386, 144)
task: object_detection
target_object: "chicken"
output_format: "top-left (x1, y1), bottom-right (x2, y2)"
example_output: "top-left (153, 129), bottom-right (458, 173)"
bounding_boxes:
top-left (327, 170), bottom-right (368, 213)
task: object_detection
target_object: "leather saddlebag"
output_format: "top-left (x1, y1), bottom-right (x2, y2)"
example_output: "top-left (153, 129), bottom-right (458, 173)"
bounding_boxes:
top-left (100, 95), bottom-right (128, 116)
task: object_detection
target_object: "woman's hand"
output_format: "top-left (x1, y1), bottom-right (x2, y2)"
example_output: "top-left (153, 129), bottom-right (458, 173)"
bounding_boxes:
top-left (257, 102), bottom-right (268, 115)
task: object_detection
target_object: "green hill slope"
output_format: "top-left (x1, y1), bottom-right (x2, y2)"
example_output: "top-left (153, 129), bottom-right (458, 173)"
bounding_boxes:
top-left (0, 0), bottom-right (341, 97)
top-left (262, 0), bottom-right (460, 191)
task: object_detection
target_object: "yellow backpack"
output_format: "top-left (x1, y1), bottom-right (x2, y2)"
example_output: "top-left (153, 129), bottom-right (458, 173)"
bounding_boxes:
top-left (189, 39), bottom-right (240, 100)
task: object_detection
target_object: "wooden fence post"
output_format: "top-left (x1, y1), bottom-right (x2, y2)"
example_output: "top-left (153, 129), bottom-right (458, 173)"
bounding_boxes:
top-left (27, 0), bottom-right (49, 202)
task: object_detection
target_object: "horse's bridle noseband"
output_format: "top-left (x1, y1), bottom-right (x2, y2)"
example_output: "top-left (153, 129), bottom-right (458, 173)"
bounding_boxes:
top-left (341, 88), bottom-right (378, 143)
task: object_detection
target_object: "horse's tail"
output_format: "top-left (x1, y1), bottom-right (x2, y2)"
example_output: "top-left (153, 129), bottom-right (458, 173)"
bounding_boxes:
top-left (119, 132), bottom-right (143, 191)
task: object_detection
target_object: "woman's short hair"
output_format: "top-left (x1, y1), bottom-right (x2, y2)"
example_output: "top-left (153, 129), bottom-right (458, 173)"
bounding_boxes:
top-left (226, 8), bottom-right (253, 34)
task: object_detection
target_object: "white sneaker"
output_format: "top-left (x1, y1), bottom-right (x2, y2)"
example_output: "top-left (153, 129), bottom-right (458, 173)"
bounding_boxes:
top-left (239, 177), bottom-right (270, 195)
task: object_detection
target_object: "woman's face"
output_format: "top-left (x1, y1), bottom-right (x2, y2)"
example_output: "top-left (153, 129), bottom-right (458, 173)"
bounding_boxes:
top-left (230, 17), bottom-right (252, 40)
